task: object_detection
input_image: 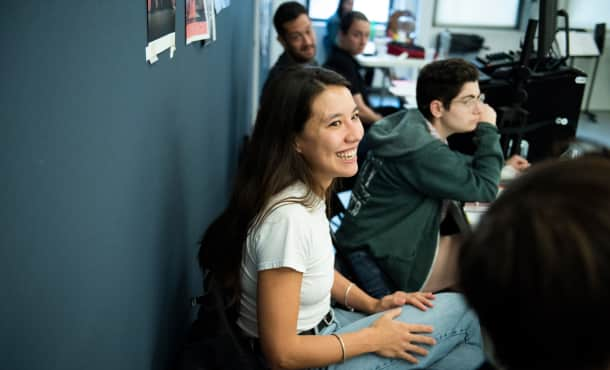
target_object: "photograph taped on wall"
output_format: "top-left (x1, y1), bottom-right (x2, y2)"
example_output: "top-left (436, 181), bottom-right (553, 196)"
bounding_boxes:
top-left (205, 0), bottom-right (217, 42)
top-left (186, 0), bottom-right (210, 45)
top-left (146, 0), bottom-right (177, 64)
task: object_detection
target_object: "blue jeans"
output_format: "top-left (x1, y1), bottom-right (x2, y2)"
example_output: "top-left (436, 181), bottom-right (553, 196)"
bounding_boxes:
top-left (345, 250), bottom-right (394, 298)
top-left (316, 293), bottom-right (484, 370)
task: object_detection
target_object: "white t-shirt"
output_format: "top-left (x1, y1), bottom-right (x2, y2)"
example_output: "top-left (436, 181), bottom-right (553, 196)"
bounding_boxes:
top-left (237, 183), bottom-right (335, 338)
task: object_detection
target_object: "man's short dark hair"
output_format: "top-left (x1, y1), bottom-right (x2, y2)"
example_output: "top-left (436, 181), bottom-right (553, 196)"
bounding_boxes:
top-left (273, 1), bottom-right (308, 38)
top-left (416, 58), bottom-right (479, 121)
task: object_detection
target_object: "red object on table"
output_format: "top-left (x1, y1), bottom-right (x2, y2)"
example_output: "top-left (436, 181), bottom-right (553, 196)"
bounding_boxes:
top-left (387, 42), bottom-right (426, 59)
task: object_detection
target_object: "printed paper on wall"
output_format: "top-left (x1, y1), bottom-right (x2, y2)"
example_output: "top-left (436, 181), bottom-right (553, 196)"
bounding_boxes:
top-left (186, 0), bottom-right (210, 45)
top-left (146, 0), bottom-right (177, 64)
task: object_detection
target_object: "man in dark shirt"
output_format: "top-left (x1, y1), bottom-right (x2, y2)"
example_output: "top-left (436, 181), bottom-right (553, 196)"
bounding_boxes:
top-left (262, 2), bottom-right (318, 95)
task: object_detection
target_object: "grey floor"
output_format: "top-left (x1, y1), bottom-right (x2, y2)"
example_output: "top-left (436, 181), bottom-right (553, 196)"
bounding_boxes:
top-left (576, 110), bottom-right (610, 148)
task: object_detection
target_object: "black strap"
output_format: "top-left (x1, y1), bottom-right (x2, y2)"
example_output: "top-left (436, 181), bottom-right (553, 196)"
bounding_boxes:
top-left (299, 310), bottom-right (334, 335)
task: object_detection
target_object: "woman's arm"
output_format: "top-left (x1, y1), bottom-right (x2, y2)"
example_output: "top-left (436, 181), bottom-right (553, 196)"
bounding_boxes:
top-left (331, 270), bottom-right (435, 314)
top-left (258, 267), bottom-right (375, 369)
top-left (331, 269), bottom-right (378, 313)
top-left (257, 268), bottom-right (435, 369)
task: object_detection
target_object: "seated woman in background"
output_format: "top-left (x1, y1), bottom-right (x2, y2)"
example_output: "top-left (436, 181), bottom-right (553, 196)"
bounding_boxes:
top-left (459, 153), bottom-right (610, 370)
top-left (198, 66), bottom-right (485, 370)
top-left (324, 0), bottom-right (353, 57)
top-left (324, 11), bottom-right (399, 127)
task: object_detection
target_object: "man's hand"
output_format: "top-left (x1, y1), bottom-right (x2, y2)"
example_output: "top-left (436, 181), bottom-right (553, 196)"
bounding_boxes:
top-left (373, 291), bottom-right (435, 313)
top-left (478, 103), bottom-right (497, 126)
top-left (506, 154), bottom-right (530, 171)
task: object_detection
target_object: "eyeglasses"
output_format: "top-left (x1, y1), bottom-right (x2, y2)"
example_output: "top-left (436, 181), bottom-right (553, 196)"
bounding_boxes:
top-left (453, 93), bottom-right (486, 108)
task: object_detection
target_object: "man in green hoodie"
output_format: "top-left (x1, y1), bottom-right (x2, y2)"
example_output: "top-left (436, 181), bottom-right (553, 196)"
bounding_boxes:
top-left (335, 58), bottom-right (504, 297)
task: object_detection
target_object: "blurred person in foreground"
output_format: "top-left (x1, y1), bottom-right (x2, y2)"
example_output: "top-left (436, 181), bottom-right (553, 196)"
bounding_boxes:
top-left (459, 153), bottom-right (610, 370)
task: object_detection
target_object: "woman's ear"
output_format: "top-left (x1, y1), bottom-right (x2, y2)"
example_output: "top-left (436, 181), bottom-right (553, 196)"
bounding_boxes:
top-left (429, 100), bottom-right (444, 118)
top-left (293, 138), bottom-right (303, 154)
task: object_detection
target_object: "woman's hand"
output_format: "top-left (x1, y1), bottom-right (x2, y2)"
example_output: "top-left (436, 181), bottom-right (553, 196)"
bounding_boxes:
top-left (373, 291), bottom-right (435, 313)
top-left (370, 308), bottom-right (436, 364)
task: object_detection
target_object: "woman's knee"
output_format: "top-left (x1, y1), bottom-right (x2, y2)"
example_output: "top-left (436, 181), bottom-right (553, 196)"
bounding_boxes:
top-left (396, 293), bottom-right (480, 337)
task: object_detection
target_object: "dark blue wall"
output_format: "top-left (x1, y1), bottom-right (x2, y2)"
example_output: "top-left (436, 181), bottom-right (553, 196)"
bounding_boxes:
top-left (0, 1), bottom-right (253, 369)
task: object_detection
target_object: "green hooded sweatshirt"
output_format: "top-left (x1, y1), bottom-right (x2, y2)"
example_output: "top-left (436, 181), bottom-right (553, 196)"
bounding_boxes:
top-left (335, 109), bottom-right (503, 292)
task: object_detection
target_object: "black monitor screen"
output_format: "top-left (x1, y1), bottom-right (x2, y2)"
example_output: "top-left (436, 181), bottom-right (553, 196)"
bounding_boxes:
top-left (537, 0), bottom-right (558, 60)
top-left (520, 19), bottom-right (538, 67)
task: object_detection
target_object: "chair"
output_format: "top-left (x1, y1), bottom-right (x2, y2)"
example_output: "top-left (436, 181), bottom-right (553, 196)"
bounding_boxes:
top-left (594, 23), bottom-right (606, 55)
top-left (328, 189), bottom-right (357, 283)
top-left (179, 273), bottom-right (268, 370)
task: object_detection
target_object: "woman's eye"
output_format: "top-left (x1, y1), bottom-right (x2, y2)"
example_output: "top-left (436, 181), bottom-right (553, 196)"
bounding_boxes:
top-left (329, 120), bottom-right (341, 127)
top-left (352, 112), bottom-right (360, 120)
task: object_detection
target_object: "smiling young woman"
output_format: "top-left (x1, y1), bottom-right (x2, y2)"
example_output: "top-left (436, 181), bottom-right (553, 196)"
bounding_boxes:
top-left (199, 66), bottom-right (484, 370)
top-left (294, 84), bottom-right (363, 190)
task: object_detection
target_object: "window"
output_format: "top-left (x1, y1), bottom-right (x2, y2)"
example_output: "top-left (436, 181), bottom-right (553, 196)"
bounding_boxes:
top-left (434, 0), bottom-right (522, 29)
top-left (307, 0), bottom-right (393, 24)
top-left (567, 0), bottom-right (610, 29)
top-left (354, 0), bottom-right (392, 24)
top-left (307, 0), bottom-right (337, 21)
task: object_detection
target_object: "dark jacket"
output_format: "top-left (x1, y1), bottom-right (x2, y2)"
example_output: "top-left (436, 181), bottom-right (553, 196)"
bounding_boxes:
top-left (335, 109), bottom-right (503, 292)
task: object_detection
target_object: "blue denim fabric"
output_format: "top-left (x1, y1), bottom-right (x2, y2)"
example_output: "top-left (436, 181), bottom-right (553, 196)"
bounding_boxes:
top-left (346, 250), bottom-right (394, 298)
top-left (315, 293), bottom-right (484, 370)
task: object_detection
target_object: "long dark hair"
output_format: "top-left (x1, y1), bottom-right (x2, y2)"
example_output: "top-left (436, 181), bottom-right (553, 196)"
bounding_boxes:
top-left (199, 67), bottom-right (349, 303)
top-left (339, 11), bottom-right (369, 34)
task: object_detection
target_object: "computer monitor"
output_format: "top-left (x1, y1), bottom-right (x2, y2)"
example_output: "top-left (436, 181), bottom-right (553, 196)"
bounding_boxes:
top-left (537, 0), bottom-right (558, 60)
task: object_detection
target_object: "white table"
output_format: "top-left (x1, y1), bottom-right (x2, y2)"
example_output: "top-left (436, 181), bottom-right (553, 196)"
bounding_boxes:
top-left (388, 79), bottom-right (417, 108)
top-left (356, 54), bottom-right (429, 69)
top-left (357, 54), bottom-right (430, 108)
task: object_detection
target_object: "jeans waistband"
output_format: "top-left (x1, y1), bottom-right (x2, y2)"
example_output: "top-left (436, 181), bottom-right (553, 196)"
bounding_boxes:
top-left (299, 309), bottom-right (335, 335)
